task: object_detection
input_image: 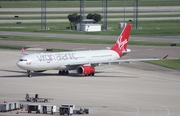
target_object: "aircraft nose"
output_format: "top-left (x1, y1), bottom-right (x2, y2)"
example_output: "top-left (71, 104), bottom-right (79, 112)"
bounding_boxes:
top-left (17, 61), bottom-right (26, 69)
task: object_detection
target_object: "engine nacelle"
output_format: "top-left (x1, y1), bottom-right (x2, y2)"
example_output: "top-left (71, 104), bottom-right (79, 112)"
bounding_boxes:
top-left (77, 66), bottom-right (95, 75)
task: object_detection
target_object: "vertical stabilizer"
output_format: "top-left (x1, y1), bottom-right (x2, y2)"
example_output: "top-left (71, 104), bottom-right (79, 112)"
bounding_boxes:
top-left (110, 24), bottom-right (132, 57)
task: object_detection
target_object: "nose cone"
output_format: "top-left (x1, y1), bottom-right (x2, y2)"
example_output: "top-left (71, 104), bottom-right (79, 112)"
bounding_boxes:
top-left (17, 61), bottom-right (26, 70)
top-left (17, 59), bottom-right (30, 70)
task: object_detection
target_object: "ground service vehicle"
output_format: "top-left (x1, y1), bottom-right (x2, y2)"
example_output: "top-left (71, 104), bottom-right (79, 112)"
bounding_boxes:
top-left (25, 93), bottom-right (53, 102)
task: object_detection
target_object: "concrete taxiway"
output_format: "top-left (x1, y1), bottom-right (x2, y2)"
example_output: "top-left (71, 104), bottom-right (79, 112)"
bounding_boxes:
top-left (0, 49), bottom-right (180, 116)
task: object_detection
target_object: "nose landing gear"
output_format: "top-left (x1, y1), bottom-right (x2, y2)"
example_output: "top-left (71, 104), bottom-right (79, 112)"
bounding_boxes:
top-left (27, 70), bottom-right (32, 77)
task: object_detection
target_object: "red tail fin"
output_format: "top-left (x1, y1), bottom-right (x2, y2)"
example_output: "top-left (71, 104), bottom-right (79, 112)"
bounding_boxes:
top-left (110, 24), bottom-right (132, 57)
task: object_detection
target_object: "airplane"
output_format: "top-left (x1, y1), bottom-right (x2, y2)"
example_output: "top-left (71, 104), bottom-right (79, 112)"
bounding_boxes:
top-left (17, 24), bottom-right (168, 77)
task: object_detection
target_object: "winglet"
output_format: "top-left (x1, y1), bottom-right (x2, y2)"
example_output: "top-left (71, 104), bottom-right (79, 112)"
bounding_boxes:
top-left (22, 47), bottom-right (25, 52)
top-left (21, 47), bottom-right (29, 55)
top-left (161, 55), bottom-right (169, 59)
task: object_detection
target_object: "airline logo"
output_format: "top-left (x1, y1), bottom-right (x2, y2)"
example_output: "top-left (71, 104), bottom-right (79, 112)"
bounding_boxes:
top-left (116, 35), bottom-right (128, 52)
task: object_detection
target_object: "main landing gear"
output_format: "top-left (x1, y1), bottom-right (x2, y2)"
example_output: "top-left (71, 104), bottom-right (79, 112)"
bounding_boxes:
top-left (58, 70), bottom-right (69, 75)
top-left (85, 73), bottom-right (95, 76)
top-left (27, 70), bottom-right (32, 77)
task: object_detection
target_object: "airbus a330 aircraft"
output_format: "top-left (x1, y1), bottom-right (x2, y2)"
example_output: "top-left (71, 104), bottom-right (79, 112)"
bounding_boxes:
top-left (17, 24), bottom-right (168, 77)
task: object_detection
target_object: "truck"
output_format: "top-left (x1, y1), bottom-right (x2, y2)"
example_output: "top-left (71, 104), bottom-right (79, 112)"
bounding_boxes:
top-left (25, 93), bottom-right (53, 102)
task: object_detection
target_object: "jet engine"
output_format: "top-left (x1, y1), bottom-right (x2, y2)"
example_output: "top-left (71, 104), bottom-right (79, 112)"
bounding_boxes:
top-left (77, 66), bottom-right (95, 76)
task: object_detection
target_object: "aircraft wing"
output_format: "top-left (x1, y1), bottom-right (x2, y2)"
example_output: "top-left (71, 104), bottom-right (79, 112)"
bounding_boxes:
top-left (64, 55), bottom-right (168, 66)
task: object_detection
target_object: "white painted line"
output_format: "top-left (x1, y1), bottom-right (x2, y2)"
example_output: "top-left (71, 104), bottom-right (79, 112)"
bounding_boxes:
top-left (161, 105), bottom-right (170, 116)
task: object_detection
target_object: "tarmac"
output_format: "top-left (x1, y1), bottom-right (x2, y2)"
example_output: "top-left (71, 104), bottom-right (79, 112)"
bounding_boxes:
top-left (0, 49), bottom-right (180, 116)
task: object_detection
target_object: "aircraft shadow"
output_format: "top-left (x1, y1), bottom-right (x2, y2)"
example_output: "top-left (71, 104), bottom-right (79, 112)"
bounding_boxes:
top-left (0, 69), bottom-right (25, 74)
top-left (0, 69), bottom-right (138, 78)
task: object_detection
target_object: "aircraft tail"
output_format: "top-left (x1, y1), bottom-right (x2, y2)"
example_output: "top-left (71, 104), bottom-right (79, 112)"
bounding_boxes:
top-left (110, 24), bottom-right (132, 57)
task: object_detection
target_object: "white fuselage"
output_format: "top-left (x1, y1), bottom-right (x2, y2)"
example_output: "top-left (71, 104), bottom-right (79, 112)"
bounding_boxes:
top-left (17, 49), bottom-right (120, 71)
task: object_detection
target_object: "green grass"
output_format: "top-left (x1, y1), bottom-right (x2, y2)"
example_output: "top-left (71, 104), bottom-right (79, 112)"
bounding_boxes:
top-left (145, 59), bottom-right (180, 70)
top-left (0, 0), bottom-right (179, 8)
top-left (1, 14), bottom-right (179, 20)
top-left (1, 20), bottom-right (180, 37)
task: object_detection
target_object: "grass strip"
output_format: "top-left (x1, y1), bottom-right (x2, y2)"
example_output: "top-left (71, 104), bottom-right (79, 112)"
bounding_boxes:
top-left (145, 59), bottom-right (180, 71)
top-left (0, 0), bottom-right (179, 8)
top-left (0, 20), bottom-right (180, 37)
top-left (1, 14), bottom-right (180, 20)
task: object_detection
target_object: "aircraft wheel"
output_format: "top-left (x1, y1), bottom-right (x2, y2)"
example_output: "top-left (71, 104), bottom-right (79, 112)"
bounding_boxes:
top-left (62, 70), bottom-right (66, 75)
top-left (65, 70), bottom-right (69, 75)
top-left (59, 70), bottom-right (62, 75)
top-left (27, 70), bottom-right (32, 77)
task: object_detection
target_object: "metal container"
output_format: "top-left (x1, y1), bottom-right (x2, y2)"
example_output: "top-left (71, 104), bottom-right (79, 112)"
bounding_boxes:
top-left (0, 103), bottom-right (9, 112)
top-left (27, 104), bottom-right (41, 113)
top-left (42, 105), bottom-right (56, 114)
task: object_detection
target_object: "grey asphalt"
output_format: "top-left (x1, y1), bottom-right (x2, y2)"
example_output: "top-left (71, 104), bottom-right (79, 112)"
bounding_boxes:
top-left (0, 6), bottom-right (180, 116)
top-left (0, 31), bottom-right (180, 43)
top-left (0, 40), bottom-right (180, 59)
top-left (0, 49), bottom-right (180, 116)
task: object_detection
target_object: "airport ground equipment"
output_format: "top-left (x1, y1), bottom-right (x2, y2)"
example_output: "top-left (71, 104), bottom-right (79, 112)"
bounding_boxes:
top-left (27, 104), bottom-right (41, 113)
top-left (0, 102), bottom-right (23, 112)
top-left (59, 104), bottom-right (75, 115)
top-left (42, 105), bottom-right (57, 115)
top-left (73, 108), bottom-right (89, 114)
top-left (0, 103), bottom-right (9, 112)
top-left (25, 93), bottom-right (53, 102)
top-left (11, 102), bottom-right (21, 110)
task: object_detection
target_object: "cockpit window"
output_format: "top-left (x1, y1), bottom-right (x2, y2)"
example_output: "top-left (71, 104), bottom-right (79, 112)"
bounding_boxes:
top-left (19, 59), bottom-right (27, 61)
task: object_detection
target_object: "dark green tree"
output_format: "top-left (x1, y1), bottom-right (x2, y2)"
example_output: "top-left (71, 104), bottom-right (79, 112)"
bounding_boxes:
top-left (67, 13), bottom-right (82, 29)
top-left (86, 13), bottom-right (102, 23)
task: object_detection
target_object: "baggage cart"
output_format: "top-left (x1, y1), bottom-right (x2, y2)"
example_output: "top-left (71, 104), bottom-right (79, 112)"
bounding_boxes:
top-left (27, 104), bottom-right (41, 113)
top-left (0, 103), bottom-right (9, 112)
top-left (42, 105), bottom-right (56, 115)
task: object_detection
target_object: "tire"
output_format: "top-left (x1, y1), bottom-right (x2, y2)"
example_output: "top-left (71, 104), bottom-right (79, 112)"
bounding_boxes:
top-left (59, 70), bottom-right (62, 75)
top-left (28, 74), bottom-right (32, 77)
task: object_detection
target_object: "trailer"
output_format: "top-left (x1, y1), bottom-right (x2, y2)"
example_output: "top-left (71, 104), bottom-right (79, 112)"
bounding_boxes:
top-left (27, 104), bottom-right (41, 113)
top-left (6, 102), bottom-right (14, 111)
top-left (42, 105), bottom-right (57, 115)
top-left (25, 93), bottom-right (53, 102)
top-left (59, 104), bottom-right (75, 115)
top-left (0, 103), bottom-right (9, 112)
top-left (73, 108), bottom-right (90, 114)
top-left (11, 102), bottom-right (21, 110)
